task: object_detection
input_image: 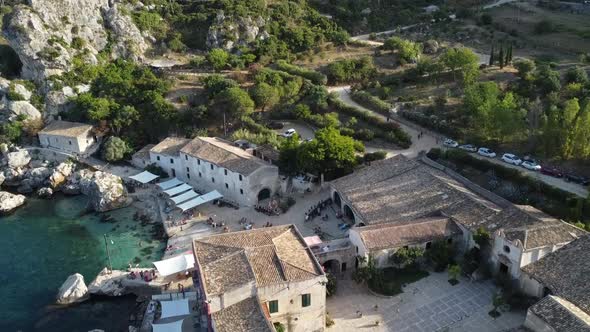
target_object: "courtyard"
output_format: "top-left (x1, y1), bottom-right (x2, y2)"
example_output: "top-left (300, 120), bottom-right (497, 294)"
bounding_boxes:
top-left (327, 271), bottom-right (526, 332)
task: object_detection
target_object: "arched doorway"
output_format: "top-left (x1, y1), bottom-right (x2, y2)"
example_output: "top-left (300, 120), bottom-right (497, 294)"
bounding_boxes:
top-left (343, 205), bottom-right (355, 224)
top-left (323, 259), bottom-right (341, 274)
top-left (333, 191), bottom-right (342, 209)
top-left (257, 188), bottom-right (271, 202)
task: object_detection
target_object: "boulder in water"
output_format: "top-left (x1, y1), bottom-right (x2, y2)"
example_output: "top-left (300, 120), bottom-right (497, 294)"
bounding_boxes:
top-left (80, 171), bottom-right (129, 212)
top-left (56, 273), bottom-right (90, 305)
top-left (0, 191), bottom-right (26, 213)
top-left (37, 187), bottom-right (54, 198)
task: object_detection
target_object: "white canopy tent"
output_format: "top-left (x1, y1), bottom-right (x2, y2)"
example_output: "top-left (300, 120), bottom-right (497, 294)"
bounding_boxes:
top-left (152, 319), bottom-right (184, 332)
top-left (157, 178), bottom-right (183, 190)
top-left (129, 171), bottom-right (159, 184)
top-left (177, 190), bottom-right (223, 212)
top-left (163, 183), bottom-right (192, 197)
top-left (171, 190), bottom-right (199, 205)
top-left (160, 298), bottom-right (190, 319)
top-left (153, 254), bottom-right (195, 277)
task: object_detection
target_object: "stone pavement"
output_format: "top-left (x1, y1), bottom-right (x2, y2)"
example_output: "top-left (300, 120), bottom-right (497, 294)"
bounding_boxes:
top-left (327, 271), bottom-right (525, 332)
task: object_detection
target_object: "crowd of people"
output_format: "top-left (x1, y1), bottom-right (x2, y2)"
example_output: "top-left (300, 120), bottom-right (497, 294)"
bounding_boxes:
top-left (128, 269), bottom-right (157, 282)
top-left (304, 198), bottom-right (333, 222)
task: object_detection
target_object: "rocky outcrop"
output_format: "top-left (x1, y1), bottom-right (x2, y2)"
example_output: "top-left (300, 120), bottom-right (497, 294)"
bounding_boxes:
top-left (44, 84), bottom-right (90, 118)
top-left (79, 171), bottom-right (129, 212)
top-left (56, 273), bottom-right (90, 305)
top-left (49, 161), bottom-right (75, 189)
top-left (4, 100), bottom-right (42, 122)
top-left (0, 191), bottom-right (26, 213)
top-left (88, 268), bottom-right (127, 297)
top-left (37, 187), bottom-right (53, 198)
top-left (206, 11), bottom-right (268, 51)
top-left (6, 150), bottom-right (31, 169)
top-left (3, 0), bottom-right (149, 82)
top-left (0, 172), bottom-right (4, 186)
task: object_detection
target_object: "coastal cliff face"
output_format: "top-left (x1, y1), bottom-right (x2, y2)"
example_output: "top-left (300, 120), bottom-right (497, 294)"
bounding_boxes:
top-left (2, 0), bottom-right (149, 82)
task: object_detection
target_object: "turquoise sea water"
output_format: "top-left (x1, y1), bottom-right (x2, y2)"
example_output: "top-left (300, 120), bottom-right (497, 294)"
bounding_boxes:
top-left (0, 195), bottom-right (165, 331)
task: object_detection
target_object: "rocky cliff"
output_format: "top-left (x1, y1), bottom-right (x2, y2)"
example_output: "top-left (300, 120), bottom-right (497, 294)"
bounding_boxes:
top-left (206, 11), bottom-right (269, 51)
top-left (3, 0), bottom-right (149, 82)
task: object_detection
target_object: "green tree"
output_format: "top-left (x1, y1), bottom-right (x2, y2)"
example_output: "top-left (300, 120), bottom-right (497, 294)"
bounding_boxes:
top-left (572, 102), bottom-right (590, 158)
top-left (389, 247), bottom-right (424, 268)
top-left (562, 98), bottom-right (581, 159)
top-left (207, 48), bottom-right (230, 71)
top-left (514, 59), bottom-right (535, 80)
top-left (535, 66), bottom-right (561, 94)
top-left (101, 136), bottom-right (131, 162)
top-left (297, 127), bottom-right (358, 175)
top-left (250, 82), bottom-right (280, 111)
top-left (110, 105), bottom-right (139, 136)
top-left (425, 240), bottom-right (454, 272)
top-left (498, 45), bottom-right (504, 68)
top-left (202, 75), bottom-right (238, 99)
top-left (489, 44), bottom-right (495, 66)
top-left (565, 66), bottom-right (589, 84)
top-left (441, 47), bottom-right (479, 84)
top-left (213, 87), bottom-right (255, 117)
top-left (278, 134), bottom-right (301, 175)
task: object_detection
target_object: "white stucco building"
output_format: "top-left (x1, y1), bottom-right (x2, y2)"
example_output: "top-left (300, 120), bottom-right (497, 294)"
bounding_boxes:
top-left (192, 225), bottom-right (327, 332)
top-left (38, 120), bottom-right (96, 155)
top-left (149, 137), bottom-right (280, 206)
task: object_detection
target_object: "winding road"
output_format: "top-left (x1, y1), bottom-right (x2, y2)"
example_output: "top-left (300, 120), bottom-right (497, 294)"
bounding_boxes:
top-left (330, 86), bottom-right (589, 197)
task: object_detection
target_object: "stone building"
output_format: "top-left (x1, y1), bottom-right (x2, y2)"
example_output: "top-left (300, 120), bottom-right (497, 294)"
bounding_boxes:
top-left (38, 120), bottom-right (96, 155)
top-left (192, 225), bottom-right (327, 332)
top-left (149, 136), bottom-right (280, 206)
top-left (131, 144), bottom-right (154, 169)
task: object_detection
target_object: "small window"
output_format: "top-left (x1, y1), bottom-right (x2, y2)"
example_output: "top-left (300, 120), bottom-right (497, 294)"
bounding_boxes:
top-left (239, 174), bottom-right (243, 181)
top-left (268, 300), bottom-right (279, 314)
top-left (225, 183), bottom-right (229, 189)
top-left (197, 159), bottom-right (201, 165)
top-left (68, 140), bottom-right (72, 145)
top-left (302, 294), bottom-right (311, 307)
top-left (425, 242), bottom-right (432, 250)
top-left (157, 156), bottom-right (160, 161)
top-left (199, 172), bottom-right (202, 177)
top-left (187, 173), bottom-right (190, 179)
top-left (170, 158), bottom-right (174, 164)
top-left (447, 238), bottom-right (453, 244)
top-left (224, 169), bottom-right (228, 176)
top-left (403, 245), bottom-right (409, 249)
top-left (240, 189), bottom-right (243, 195)
top-left (171, 169), bottom-right (176, 177)
top-left (186, 167), bottom-right (189, 172)
top-left (185, 155), bottom-right (188, 161)
top-left (210, 164), bottom-right (214, 170)
top-left (503, 245), bottom-right (511, 254)
top-left (211, 177), bottom-right (215, 183)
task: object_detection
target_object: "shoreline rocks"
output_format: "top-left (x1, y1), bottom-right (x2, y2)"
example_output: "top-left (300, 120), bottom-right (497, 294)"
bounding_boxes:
top-left (79, 170), bottom-right (129, 212)
top-left (0, 191), bottom-right (26, 213)
top-left (56, 273), bottom-right (90, 305)
top-left (88, 268), bottom-right (127, 297)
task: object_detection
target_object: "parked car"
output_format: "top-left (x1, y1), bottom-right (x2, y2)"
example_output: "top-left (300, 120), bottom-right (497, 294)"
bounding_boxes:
top-left (477, 147), bottom-right (496, 158)
top-left (443, 138), bottom-right (459, 148)
top-left (521, 160), bottom-right (542, 171)
top-left (540, 166), bottom-right (563, 178)
top-left (459, 144), bottom-right (477, 152)
top-left (267, 121), bottom-right (284, 130)
top-left (564, 173), bottom-right (590, 186)
top-left (282, 128), bottom-right (297, 138)
top-left (501, 153), bottom-right (522, 166)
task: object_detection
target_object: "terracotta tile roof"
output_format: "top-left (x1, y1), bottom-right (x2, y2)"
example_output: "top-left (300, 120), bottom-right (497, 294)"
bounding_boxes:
top-left (523, 235), bottom-right (590, 315)
top-left (330, 155), bottom-right (501, 226)
top-left (529, 295), bottom-right (590, 331)
top-left (39, 120), bottom-right (93, 137)
top-left (150, 137), bottom-right (190, 156)
top-left (482, 205), bottom-right (585, 249)
top-left (355, 217), bottom-right (462, 251)
top-left (193, 225), bottom-right (323, 296)
top-left (211, 297), bottom-right (275, 332)
top-left (181, 137), bottom-right (269, 175)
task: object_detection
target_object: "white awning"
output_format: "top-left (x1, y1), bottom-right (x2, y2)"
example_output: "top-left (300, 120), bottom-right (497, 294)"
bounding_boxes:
top-left (160, 298), bottom-right (190, 319)
top-left (153, 254), bottom-right (195, 277)
top-left (171, 190), bottom-right (199, 205)
top-left (152, 319), bottom-right (184, 332)
top-left (129, 170), bottom-right (159, 184)
top-left (157, 178), bottom-right (183, 190)
top-left (164, 183), bottom-right (192, 197)
top-left (177, 190), bottom-right (223, 212)
top-left (304, 236), bottom-right (323, 246)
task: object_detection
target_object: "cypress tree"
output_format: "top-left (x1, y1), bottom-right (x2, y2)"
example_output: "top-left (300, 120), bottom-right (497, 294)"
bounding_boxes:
top-left (489, 44), bottom-right (495, 66)
top-left (507, 44), bottom-right (513, 64)
top-left (499, 45), bottom-right (505, 69)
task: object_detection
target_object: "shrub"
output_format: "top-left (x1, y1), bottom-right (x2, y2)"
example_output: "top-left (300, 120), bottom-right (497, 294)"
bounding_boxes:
top-left (326, 57), bottom-right (376, 84)
top-left (350, 90), bottom-right (392, 115)
top-left (275, 60), bottom-right (327, 85)
top-left (71, 37), bottom-right (85, 50)
top-left (326, 274), bottom-right (337, 297)
top-left (353, 128), bottom-right (375, 141)
top-left (534, 19), bottom-right (557, 34)
top-left (101, 136), bottom-right (132, 162)
top-left (363, 151), bottom-right (387, 162)
top-left (145, 163), bottom-right (168, 178)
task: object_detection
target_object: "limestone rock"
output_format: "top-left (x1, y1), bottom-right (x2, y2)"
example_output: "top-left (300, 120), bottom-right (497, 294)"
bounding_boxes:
top-left (12, 83), bottom-right (32, 101)
top-left (0, 191), bottom-right (26, 213)
top-left (79, 171), bottom-right (129, 212)
top-left (0, 172), bottom-right (4, 186)
top-left (88, 268), bottom-right (127, 296)
top-left (62, 183), bottom-right (81, 195)
top-left (423, 40), bottom-right (440, 54)
top-left (6, 150), bottom-right (31, 169)
top-left (37, 187), bottom-right (54, 198)
top-left (3, 0), bottom-right (149, 82)
top-left (56, 273), bottom-right (89, 305)
top-left (49, 161), bottom-right (75, 189)
top-left (5, 100), bottom-right (42, 122)
top-left (206, 11), bottom-right (267, 51)
top-left (44, 86), bottom-right (78, 118)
